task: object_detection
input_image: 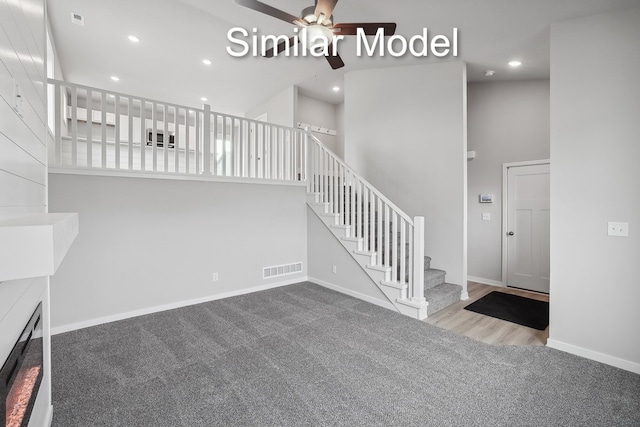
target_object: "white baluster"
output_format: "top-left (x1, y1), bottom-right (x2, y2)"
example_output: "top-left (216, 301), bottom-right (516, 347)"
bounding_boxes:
top-left (71, 86), bottom-right (77, 166)
top-left (86, 89), bottom-right (93, 168)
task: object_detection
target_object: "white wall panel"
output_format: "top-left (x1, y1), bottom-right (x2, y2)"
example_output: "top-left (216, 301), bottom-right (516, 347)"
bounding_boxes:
top-left (49, 174), bottom-right (308, 330)
top-left (549, 7), bottom-right (640, 372)
top-left (0, 133), bottom-right (45, 184)
top-left (0, 97), bottom-right (46, 161)
top-left (0, 0), bottom-right (46, 219)
top-left (344, 62), bottom-right (467, 288)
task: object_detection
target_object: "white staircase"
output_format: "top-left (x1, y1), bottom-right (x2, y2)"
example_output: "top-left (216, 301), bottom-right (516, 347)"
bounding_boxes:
top-left (305, 136), bottom-right (462, 320)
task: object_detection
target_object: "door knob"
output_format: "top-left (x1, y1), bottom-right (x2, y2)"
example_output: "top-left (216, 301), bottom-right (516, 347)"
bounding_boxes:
top-left (508, 231), bottom-right (515, 236)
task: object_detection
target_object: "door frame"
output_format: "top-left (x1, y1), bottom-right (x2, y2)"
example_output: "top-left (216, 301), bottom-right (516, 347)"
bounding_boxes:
top-left (501, 159), bottom-right (550, 286)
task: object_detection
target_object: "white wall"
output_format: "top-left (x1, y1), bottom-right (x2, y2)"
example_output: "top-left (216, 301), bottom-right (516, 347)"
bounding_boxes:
top-left (0, 0), bottom-right (52, 424)
top-left (48, 174), bottom-right (308, 331)
top-left (0, 0), bottom-right (47, 219)
top-left (246, 85), bottom-right (297, 128)
top-left (336, 102), bottom-right (345, 159)
top-left (307, 208), bottom-right (390, 308)
top-left (467, 80), bottom-right (550, 283)
top-left (344, 62), bottom-right (468, 290)
top-left (297, 94), bottom-right (339, 155)
top-left (548, 7), bottom-right (640, 373)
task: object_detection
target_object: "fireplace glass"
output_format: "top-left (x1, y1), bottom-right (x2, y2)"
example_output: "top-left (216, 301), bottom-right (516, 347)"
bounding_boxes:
top-left (0, 303), bottom-right (43, 427)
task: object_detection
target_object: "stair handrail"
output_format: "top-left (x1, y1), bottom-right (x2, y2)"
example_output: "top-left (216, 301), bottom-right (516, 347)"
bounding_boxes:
top-left (306, 133), bottom-right (414, 226)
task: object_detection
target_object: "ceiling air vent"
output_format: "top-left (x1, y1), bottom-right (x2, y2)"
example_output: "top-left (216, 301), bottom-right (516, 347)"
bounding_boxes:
top-left (71, 12), bottom-right (84, 26)
top-left (263, 262), bottom-right (303, 279)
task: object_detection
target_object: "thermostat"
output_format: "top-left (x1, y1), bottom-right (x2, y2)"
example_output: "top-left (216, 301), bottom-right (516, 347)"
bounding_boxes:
top-left (479, 194), bottom-right (494, 203)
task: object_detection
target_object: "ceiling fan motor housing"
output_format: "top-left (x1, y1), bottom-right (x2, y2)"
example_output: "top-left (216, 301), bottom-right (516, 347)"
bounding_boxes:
top-left (301, 5), bottom-right (333, 26)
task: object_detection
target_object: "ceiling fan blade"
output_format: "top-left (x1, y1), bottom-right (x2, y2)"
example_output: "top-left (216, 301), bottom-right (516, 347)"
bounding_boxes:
top-left (334, 22), bottom-right (397, 36)
top-left (325, 51), bottom-right (345, 70)
top-left (236, 0), bottom-right (301, 25)
top-left (263, 37), bottom-right (300, 58)
top-left (314, 0), bottom-right (339, 19)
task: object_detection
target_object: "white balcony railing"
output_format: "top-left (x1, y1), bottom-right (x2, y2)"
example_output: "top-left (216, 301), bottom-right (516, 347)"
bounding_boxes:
top-left (50, 79), bottom-right (306, 182)
top-left (48, 79), bottom-right (425, 310)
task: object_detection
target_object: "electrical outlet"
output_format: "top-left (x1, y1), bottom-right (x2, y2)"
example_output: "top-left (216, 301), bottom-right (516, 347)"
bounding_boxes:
top-left (332, 265), bottom-right (337, 274)
top-left (212, 272), bottom-right (219, 282)
top-left (482, 213), bottom-right (491, 221)
top-left (608, 222), bottom-right (629, 237)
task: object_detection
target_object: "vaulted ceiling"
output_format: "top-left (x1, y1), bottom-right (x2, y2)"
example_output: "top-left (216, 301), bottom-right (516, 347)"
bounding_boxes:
top-left (48, 0), bottom-right (639, 115)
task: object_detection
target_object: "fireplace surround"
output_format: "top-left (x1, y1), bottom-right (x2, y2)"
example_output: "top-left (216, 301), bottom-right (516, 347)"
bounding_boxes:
top-left (0, 303), bottom-right (43, 427)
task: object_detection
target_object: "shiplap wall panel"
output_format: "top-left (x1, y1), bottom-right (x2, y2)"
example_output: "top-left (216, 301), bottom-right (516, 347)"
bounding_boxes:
top-left (0, 170), bottom-right (45, 207)
top-left (0, 31), bottom-right (47, 139)
top-left (0, 99), bottom-right (46, 162)
top-left (0, 1), bottom-right (46, 108)
top-left (0, 133), bottom-right (45, 184)
top-left (0, 0), bottom-right (46, 218)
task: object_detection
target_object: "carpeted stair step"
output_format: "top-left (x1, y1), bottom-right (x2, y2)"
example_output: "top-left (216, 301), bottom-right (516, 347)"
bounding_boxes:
top-left (425, 283), bottom-right (463, 316)
top-left (424, 268), bottom-right (445, 290)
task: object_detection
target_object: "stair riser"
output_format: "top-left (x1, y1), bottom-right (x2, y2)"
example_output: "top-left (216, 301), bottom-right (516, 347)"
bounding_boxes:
top-left (425, 272), bottom-right (446, 290)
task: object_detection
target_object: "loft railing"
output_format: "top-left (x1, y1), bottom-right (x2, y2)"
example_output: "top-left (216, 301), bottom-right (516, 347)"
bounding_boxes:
top-left (48, 79), bottom-right (425, 307)
top-left (306, 136), bottom-right (426, 305)
top-left (49, 79), bottom-right (306, 181)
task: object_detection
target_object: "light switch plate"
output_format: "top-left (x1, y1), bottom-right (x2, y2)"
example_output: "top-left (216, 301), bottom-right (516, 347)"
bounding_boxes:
top-left (608, 222), bottom-right (629, 237)
top-left (482, 213), bottom-right (491, 221)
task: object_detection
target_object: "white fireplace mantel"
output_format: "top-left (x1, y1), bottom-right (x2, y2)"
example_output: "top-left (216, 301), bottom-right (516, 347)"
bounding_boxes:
top-left (0, 213), bottom-right (79, 282)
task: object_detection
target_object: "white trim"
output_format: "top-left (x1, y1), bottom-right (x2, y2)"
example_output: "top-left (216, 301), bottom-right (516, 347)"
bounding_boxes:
top-left (308, 276), bottom-right (396, 311)
top-left (468, 275), bottom-right (506, 287)
top-left (51, 277), bottom-right (305, 335)
top-left (48, 167), bottom-right (307, 188)
top-left (547, 338), bottom-right (640, 375)
top-left (501, 159), bottom-right (550, 285)
top-left (45, 405), bottom-right (53, 427)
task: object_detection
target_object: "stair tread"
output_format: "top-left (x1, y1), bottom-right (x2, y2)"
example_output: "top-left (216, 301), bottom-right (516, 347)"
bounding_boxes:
top-left (424, 283), bottom-right (462, 315)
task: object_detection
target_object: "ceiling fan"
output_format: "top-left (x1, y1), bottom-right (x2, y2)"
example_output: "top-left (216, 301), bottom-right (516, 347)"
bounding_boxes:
top-left (235, 0), bottom-right (397, 69)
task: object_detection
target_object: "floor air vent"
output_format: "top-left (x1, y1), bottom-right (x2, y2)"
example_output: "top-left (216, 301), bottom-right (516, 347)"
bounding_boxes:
top-left (263, 262), bottom-right (303, 279)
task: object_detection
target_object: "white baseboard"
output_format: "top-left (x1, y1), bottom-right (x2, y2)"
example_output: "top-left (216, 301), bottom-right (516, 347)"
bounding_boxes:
top-left (51, 277), bottom-right (305, 335)
top-left (467, 275), bottom-right (505, 287)
top-left (308, 276), bottom-right (396, 311)
top-left (546, 338), bottom-right (640, 375)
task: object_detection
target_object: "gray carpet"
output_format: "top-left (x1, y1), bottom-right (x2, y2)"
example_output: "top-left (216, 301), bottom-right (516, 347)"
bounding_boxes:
top-left (51, 282), bottom-right (640, 426)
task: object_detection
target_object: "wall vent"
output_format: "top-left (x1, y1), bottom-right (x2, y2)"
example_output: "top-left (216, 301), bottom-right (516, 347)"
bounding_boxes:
top-left (263, 262), bottom-right (303, 279)
top-left (71, 12), bottom-right (85, 26)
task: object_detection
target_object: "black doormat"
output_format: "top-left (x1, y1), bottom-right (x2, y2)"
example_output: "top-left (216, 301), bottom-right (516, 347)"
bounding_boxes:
top-left (463, 291), bottom-right (549, 330)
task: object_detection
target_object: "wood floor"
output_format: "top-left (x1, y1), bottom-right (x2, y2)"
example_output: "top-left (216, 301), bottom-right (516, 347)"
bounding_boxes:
top-left (426, 281), bottom-right (549, 346)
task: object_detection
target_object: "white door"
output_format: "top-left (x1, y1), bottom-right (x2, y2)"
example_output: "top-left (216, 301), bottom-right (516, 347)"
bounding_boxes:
top-left (506, 163), bottom-right (550, 293)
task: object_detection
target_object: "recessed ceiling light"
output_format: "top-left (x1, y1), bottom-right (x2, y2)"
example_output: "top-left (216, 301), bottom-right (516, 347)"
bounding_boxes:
top-left (110, 76), bottom-right (120, 81)
top-left (202, 59), bottom-right (212, 65)
top-left (201, 97), bottom-right (208, 102)
top-left (332, 86), bottom-right (340, 92)
top-left (484, 70), bottom-right (495, 77)
top-left (508, 60), bottom-right (522, 67)
top-left (128, 35), bottom-right (140, 43)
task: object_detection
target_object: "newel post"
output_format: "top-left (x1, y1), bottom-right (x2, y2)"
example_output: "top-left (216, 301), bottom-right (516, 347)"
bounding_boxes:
top-left (411, 216), bottom-right (426, 303)
top-left (202, 103), bottom-right (211, 174)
